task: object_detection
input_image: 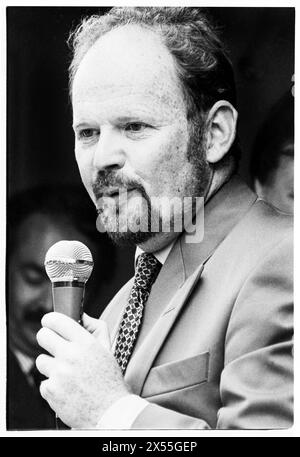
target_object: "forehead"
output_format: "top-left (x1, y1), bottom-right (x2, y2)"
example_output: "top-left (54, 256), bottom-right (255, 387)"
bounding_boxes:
top-left (72, 25), bottom-right (186, 119)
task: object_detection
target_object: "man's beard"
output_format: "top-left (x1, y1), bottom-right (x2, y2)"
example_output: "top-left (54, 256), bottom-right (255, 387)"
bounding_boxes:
top-left (93, 126), bottom-right (211, 247)
top-left (93, 174), bottom-right (154, 246)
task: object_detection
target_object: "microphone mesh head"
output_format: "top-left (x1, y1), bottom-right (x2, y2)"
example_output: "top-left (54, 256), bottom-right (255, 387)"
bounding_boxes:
top-left (45, 240), bottom-right (94, 283)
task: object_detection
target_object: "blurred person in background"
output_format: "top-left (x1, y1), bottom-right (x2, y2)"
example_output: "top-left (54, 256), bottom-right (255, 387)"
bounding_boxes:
top-left (7, 185), bottom-right (115, 430)
top-left (250, 89), bottom-right (294, 214)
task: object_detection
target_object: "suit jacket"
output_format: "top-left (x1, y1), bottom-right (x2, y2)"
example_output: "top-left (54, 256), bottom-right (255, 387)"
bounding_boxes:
top-left (101, 175), bottom-right (293, 429)
top-left (7, 349), bottom-right (56, 430)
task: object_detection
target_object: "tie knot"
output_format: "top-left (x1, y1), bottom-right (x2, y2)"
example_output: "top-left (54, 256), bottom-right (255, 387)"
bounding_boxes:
top-left (134, 253), bottom-right (161, 291)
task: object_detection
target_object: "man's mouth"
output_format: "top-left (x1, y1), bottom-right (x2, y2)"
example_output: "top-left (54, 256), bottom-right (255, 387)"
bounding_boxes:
top-left (96, 187), bottom-right (137, 203)
top-left (96, 188), bottom-right (138, 215)
top-left (100, 187), bottom-right (135, 197)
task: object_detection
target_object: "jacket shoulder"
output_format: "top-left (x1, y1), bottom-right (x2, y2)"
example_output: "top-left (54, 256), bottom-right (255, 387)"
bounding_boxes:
top-left (236, 197), bottom-right (293, 251)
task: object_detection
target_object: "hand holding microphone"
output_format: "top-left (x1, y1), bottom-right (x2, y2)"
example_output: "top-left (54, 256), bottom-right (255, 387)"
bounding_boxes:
top-left (44, 240), bottom-right (110, 348)
top-left (35, 240), bottom-right (127, 428)
top-left (43, 240), bottom-right (93, 429)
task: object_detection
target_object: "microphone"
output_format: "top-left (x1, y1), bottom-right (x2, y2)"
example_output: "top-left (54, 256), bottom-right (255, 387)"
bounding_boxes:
top-left (44, 240), bottom-right (94, 323)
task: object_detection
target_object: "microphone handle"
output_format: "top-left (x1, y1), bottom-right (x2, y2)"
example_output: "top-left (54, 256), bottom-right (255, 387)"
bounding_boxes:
top-left (52, 281), bottom-right (86, 429)
top-left (52, 281), bottom-right (85, 322)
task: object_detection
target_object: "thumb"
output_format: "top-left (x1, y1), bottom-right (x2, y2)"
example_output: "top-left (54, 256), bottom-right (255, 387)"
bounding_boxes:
top-left (82, 313), bottom-right (111, 350)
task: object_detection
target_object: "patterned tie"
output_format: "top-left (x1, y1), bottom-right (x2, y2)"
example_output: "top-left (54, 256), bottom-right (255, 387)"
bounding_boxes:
top-left (114, 253), bottom-right (161, 374)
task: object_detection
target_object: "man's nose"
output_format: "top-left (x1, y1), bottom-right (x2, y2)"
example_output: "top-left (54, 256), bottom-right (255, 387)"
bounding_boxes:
top-left (93, 128), bottom-right (126, 172)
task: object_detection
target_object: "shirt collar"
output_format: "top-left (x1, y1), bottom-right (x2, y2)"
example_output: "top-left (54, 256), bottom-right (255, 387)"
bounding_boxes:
top-left (135, 240), bottom-right (175, 267)
top-left (13, 348), bottom-right (35, 375)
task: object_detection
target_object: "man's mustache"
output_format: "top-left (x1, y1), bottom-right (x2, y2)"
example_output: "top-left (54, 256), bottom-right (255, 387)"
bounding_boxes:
top-left (92, 171), bottom-right (147, 200)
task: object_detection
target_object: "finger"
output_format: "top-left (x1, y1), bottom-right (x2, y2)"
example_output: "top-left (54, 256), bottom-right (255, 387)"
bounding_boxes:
top-left (36, 353), bottom-right (55, 378)
top-left (93, 319), bottom-right (111, 350)
top-left (40, 380), bottom-right (66, 423)
top-left (41, 312), bottom-right (91, 344)
top-left (82, 313), bottom-right (101, 334)
top-left (40, 378), bottom-right (54, 402)
top-left (82, 314), bottom-right (111, 349)
top-left (36, 326), bottom-right (69, 356)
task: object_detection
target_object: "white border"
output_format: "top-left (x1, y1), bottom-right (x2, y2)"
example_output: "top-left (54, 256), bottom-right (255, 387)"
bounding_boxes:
top-left (1, 0), bottom-right (298, 438)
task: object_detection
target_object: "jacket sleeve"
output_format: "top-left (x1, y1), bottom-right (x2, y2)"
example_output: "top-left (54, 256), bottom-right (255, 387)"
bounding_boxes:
top-left (132, 235), bottom-right (293, 429)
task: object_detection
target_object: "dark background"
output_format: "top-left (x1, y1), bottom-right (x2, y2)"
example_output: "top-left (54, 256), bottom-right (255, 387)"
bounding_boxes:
top-left (6, 7), bottom-right (295, 304)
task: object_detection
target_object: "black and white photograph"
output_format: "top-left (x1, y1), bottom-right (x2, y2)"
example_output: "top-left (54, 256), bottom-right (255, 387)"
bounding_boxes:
top-left (4, 3), bottom-right (295, 437)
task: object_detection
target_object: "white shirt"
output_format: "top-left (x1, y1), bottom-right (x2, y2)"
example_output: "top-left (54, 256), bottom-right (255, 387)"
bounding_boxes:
top-left (135, 242), bottom-right (175, 266)
top-left (13, 349), bottom-right (36, 387)
top-left (97, 241), bottom-right (175, 429)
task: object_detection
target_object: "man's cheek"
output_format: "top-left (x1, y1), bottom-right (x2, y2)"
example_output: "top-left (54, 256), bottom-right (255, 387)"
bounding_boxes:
top-left (76, 154), bottom-right (93, 189)
top-left (79, 171), bottom-right (96, 204)
top-left (149, 156), bottom-right (180, 196)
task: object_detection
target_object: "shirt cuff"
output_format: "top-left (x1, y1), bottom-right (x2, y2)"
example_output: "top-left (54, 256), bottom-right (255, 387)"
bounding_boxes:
top-left (96, 394), bottom-right (148, 429)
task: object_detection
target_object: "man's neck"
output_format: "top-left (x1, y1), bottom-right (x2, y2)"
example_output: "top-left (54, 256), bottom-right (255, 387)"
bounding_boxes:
top-left (205, 165), bottom-right (234, 204)
top-left (138, 231), bottom-right (179, 253)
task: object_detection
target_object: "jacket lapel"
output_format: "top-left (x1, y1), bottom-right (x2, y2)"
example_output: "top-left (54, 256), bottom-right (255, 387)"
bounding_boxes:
top-left (124, 263), bottom-right (204, 395)
top-left (101, 278), bottom-right (134, 345)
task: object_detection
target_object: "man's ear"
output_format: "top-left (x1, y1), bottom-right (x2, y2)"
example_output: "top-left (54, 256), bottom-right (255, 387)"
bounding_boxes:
top-left (205, 100), bottom-right (238, 164)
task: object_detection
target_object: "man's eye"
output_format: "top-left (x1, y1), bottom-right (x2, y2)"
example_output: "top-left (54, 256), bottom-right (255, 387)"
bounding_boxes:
top-left (78, 129), bottom-right (99, 139)
top-left (125, 123), bottom-right (148, 133)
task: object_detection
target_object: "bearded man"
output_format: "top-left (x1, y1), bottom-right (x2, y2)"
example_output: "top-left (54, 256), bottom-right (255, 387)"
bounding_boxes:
top-left (36, 7), bottom-right (293, 429)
